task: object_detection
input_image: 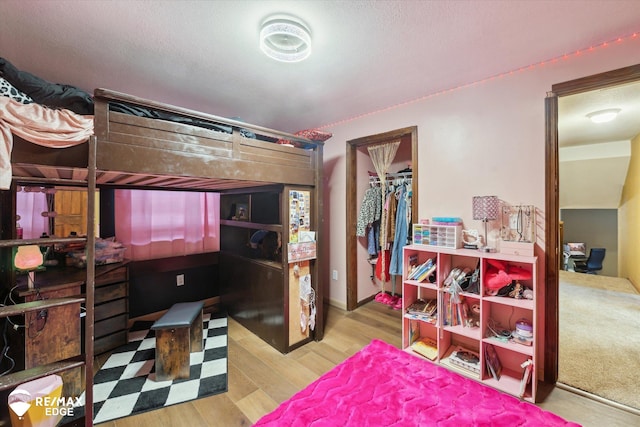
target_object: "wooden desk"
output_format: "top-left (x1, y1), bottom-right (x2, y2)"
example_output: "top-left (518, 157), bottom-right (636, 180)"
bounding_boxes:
top-left (16, 262), bottom-right (129, 396)
top-left (19, 279), bottom-right (83, 397)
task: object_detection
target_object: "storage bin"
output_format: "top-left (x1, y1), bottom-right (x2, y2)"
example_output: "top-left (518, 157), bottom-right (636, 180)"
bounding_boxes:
top-left (500, 241), bottom-right (534, 257)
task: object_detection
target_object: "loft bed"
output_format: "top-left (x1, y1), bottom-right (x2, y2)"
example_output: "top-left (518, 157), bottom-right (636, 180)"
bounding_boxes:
top-left (1, 55), bottom-right (325, 189)
top-left (3, 83), bottom-right (326, 331)
top-left (3, 83), bottom-right (326, 328)
top-left (1, 67), bottom-right (326, 424)
top-left (6, 88), bottom-right (324, 192)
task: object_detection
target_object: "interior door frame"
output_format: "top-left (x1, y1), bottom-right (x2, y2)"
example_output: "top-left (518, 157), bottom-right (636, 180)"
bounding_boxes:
top-left (346, 126), bottom-right (418, 311)
top-left (544, 63), bottom-right (640, 382)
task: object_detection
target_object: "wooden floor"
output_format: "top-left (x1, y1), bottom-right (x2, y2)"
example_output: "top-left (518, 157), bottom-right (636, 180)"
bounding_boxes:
top-left (96, 301), bottom-right (640, 427)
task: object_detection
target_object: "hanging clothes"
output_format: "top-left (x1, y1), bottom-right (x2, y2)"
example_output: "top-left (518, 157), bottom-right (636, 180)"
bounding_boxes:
top-left (375, 249), bottom-right (391, 281)
top-left (389, 183), bottom-right (410, 276)
top-left (356, 186), bottom-right (382, 237)
top-left (357, 186), bottom-right (383, 257)
top-left (366, 221), bottom-right (380, 256)
top-left (386, 189), bottom-right (397, 244)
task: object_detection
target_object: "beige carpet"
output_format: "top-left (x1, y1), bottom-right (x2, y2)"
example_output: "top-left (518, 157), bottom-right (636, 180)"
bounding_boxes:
top-left (558, 271), bottom-right (640, 409)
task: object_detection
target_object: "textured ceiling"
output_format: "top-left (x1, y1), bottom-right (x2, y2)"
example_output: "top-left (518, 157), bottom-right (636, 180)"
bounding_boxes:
top-left (1, 0), bottom-right (640, 136)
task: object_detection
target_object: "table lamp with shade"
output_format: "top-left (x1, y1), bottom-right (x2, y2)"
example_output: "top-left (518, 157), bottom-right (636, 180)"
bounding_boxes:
top-left (472, 196), bottom-right (500, 252)
top-left (14, 245), bottom-right (44, 289)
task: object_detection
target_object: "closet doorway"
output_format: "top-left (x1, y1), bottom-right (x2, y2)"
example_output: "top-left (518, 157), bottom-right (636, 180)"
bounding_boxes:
top-left (346, 126), bottom-right (419, 311)
top-left (544, 63), bottom-right (640, 383)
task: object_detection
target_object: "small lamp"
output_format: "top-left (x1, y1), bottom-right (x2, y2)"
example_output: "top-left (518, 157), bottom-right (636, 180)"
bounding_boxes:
top-left (14, 245), bottom-right (44, 289)
top-left (472, 196), bottom-right (500, 252)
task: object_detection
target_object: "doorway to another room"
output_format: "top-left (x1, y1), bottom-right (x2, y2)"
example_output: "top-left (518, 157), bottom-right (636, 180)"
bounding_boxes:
top-left (545, 64), bottom-right (640, 413)
top-left (345, 126), bottom-right (419, 311)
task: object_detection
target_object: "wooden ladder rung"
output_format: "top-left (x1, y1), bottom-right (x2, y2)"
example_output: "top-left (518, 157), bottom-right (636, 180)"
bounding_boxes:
top-left (0, 297), bottom-right (85, 318)
top-left (0, 356), bottom-right (86, 391)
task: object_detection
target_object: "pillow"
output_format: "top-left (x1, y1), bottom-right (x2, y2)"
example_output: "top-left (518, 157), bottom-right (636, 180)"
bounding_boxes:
top-left (507, 264), bottom-right (532, 280)
top-left (0, 56), bottom-right (94, 115)
top-left (486, 258), bottom-right (507, 271)
top-left (484, 268), bottom-right (512, 290)
top-left (294, 129), bottom-right (332, 142)
top-left (277, 128), bottom-right (332, 147)
top-left (0, 77), bottom-right (33, 104)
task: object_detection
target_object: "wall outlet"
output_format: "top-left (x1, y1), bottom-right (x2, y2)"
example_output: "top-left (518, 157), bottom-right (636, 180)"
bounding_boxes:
top-left (332, 270), bottom-right (338, 281)
top-left (176, 274), bottom-right (185, 286)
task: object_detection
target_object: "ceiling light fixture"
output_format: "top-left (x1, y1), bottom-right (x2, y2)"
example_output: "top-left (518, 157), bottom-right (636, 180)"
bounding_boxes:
top-left (586, 108), bottom-right (621, 123)
top-left (260, 17), bottom-right (311, 63)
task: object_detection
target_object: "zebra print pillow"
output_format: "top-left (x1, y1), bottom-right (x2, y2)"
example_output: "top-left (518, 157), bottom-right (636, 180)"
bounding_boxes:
top-left (0, 76), bottom-right (33, 104)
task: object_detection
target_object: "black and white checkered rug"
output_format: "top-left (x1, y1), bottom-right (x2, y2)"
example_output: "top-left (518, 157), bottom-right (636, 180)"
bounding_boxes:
top-left (68, 312), bottom-right (228, 424)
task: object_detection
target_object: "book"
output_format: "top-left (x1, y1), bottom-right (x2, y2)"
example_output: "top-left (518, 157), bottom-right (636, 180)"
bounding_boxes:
top-left (405, 298), bottom-right (437, 323)
top-left (416, 262), bottom-right (437, 282)
top-left (408, 320), bottom-right (420, 345)
top-left (406, 298), bottom-right (437, 315)
top-left (408, 258), bottom-right (431, 280)
top-left (406, 254), bottom-right (419, 278)
top-left (407, 257), bottom-right (436, 282)
top-left (447, 345), bottom-right (480, 374)
top-left (484, 344), bottom-right (502, 380)
top-left (519, 359), bottom-right (534, 398)
top-left (411, 337), bottom-right (438, 360)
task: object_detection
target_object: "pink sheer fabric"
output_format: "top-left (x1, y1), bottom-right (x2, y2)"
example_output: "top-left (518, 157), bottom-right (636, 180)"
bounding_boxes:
top-left (16, 190), bottom-right (48, 239)
top-left (115, 189), bottom-right (220, 260)
top-left (0, 97), bottom-right (92, 189)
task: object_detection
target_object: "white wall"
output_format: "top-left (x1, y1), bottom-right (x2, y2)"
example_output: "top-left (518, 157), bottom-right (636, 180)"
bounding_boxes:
top-left (323, 38), bottom-right (640, 307)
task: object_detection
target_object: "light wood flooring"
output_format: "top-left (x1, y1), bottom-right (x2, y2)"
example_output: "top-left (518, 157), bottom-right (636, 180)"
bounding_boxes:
top-left (95, 301), bottom-right (640, 427)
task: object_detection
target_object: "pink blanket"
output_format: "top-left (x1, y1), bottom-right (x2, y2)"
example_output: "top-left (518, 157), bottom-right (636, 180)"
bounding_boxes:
top-left (0, 97), bottom-right (92, 189)
top-left (254, 339), bottom-right (580, 427)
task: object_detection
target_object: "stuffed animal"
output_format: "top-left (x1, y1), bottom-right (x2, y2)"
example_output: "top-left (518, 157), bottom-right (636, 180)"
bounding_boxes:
top-left (465, 303), bottom-right (481, 328)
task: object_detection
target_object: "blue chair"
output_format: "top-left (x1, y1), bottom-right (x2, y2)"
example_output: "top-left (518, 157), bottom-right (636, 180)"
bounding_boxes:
top-left (573, 248), bottom-right (606, 274)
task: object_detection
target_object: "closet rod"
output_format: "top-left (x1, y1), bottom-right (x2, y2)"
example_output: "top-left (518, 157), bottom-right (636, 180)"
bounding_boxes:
top-left (368, 171), bottom-right (412, 183)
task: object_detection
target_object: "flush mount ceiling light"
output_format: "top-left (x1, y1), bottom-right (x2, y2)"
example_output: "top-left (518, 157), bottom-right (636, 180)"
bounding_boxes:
top-left (586, 108), bottom-right (621, 123)
top-left (260, 16), bottom-right (311, 63)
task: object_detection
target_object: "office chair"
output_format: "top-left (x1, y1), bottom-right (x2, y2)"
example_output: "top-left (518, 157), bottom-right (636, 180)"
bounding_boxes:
top-left (573, 248), bottom-right (606, 274)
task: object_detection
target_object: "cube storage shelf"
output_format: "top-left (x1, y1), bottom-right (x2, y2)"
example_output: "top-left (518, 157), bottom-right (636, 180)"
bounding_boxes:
top-left (402, 244), bottom-right (538, 402)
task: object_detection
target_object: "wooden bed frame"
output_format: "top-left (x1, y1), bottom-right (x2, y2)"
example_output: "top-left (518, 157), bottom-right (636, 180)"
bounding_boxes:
top-left (11, 88), bottom-right (324, 192)
top-left (8, 86), bottom-right (325, 328)
top-left (2, 88), bottom-right (325, 424)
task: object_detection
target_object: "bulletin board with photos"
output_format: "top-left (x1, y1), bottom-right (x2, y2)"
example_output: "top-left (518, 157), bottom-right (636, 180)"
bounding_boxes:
top-left (288, 189), bottom-right (316, 261)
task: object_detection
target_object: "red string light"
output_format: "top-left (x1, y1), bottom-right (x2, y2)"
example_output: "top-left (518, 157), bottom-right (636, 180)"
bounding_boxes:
top-left (318, 30), bottom-right (640, 130)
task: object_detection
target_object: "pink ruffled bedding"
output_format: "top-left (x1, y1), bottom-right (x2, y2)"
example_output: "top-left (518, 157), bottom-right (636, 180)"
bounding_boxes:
top-left (0, 96), bottom-right (92, 189)
top-left (254, 339), bottom-right (581, 427)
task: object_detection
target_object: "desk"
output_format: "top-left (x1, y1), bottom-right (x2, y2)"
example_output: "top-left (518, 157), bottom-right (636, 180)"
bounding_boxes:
top-left (563, 251), bottom-right (587, 271)
top-left (19, 280), bottom-right (83, 397)
top-left (16, 262), bottom-right (129, 396)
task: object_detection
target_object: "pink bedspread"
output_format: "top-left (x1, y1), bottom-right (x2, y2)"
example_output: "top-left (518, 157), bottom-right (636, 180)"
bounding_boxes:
top-left (0, 97), bottom-right (92, 189)
top-left (254, 339), bottom-right (580, 427)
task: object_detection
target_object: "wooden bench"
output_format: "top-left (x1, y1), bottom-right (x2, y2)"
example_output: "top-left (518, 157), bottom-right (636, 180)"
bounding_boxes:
top-left (151, 301), bottom-right (204, 381)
